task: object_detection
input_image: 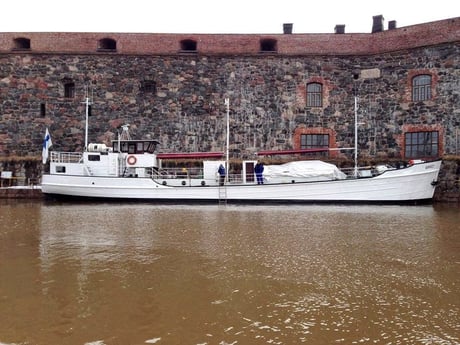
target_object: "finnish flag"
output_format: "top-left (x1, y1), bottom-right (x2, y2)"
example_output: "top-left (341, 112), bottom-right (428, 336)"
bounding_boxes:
top-left (42, 128), bottom-right (53, 164)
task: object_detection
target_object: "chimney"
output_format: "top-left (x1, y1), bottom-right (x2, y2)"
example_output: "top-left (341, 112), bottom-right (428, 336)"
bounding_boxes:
top-left (334, 24), bottom-right (345, 34)
top-left (283, 23), bottom-right (293, 34)
top-left (372, 15), bottom-right (384, 33)
top-left (388, 20), bottom-right (397, 30)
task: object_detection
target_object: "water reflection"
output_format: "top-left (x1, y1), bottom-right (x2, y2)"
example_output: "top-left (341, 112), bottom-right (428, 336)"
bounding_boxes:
top-left (0, 202), bottom-right (458, 345)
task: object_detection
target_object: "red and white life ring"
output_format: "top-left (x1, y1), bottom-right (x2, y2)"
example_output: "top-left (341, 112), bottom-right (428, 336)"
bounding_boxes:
top-left (127, 155), bottom-right (137, 165)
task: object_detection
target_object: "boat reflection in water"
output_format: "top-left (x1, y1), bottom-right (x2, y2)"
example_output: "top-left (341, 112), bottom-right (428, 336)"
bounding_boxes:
top-left (0, 202), bottom-right (459, 344)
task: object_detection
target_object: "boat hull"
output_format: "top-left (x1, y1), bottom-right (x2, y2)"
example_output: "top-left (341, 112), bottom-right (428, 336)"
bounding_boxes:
top-left (41, 160), bottom-right (441, 203)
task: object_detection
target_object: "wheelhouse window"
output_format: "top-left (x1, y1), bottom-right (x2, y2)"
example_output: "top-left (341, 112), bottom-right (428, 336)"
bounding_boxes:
top-left (260, 39), bottom-right (277, 53)
top-left (405, 131), bottom-right (438, 159)
top-left (113, 140), bottom-right (158, 154)
top-left (412, 75), bottom-right (432, 101)
top-left (306, 83), bottom-right (323, 107)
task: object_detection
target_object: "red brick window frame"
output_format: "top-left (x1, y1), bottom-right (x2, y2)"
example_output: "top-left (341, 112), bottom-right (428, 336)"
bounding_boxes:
top-left (412, 74), bottom-right (432, 101)
top-left (406, 70), bottom-right (437, 102)
top-left (401, 125), bottom-right (443, 159)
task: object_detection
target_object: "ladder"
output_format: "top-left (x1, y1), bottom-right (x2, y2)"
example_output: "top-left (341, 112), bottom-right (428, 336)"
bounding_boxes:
top-left (218, 184), bottom-right (227, 205)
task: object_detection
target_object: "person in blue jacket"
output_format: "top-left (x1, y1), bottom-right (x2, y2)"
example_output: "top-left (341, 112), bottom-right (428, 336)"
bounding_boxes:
top-left (218, 164), bottom-right (226, 186)
top-left (254, 161), bottom-right (264, 184)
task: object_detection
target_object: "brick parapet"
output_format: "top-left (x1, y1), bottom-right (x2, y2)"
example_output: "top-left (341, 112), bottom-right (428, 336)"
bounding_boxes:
top-left (0, 17), bottom-right (458, 56)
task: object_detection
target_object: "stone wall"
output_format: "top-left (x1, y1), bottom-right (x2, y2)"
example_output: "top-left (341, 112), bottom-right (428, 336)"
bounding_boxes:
top-left (0, 43), bottom-right (458, 159)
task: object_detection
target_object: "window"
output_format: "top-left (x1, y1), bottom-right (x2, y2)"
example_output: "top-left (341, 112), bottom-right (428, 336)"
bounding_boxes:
top-left (405, 131), bottom-right (438, 159)
top-left (64, 82), bottom-right (75, 98)
top-left (300, 134), bottom-right (329, 155)
top-left (306, 83), bottom-right (323, 107)
top-left (140, 80), bottom-right (156, 93)
top-left (13, 37), bottom-right (31, 50)
top-left (180, 39), bottom-right (197, 52)
top-left (88, 154), bottom-right (101, 161)
top-left (260, 39), bottom-right (277, 53)
top-left (40, 103), bottom-right (46, 117)
top-left (98, 38), bottom-right (117, 51)
top-left (412, 75), bottom-right (431, 101)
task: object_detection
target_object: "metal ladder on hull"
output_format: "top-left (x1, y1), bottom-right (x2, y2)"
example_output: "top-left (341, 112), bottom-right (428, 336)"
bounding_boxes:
top-left (218, 184), bottom-right (227, 205)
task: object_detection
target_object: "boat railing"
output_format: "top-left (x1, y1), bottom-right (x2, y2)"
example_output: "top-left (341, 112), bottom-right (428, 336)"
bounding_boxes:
top-left (147, 167), bottom-right (244, 184)
top-left (50, 152), bottom-right (83, 163)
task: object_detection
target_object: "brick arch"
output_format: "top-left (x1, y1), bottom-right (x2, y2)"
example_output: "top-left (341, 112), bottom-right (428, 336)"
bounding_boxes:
top-left (297, 76), bottom-right (332, 109)
top-left (405, 69), bottom-right (438, 102)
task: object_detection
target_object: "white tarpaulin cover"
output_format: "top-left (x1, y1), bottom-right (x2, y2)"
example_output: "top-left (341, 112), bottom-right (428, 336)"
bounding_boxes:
top-left (264, 160), bottom-right (347, 180)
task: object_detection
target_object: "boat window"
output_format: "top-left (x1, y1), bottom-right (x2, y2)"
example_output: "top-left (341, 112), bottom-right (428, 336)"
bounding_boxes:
top-left (128, 143), bottom-right (136, 154)
top-left (404, 131), bottom-right (438, 159)
top-left (137, 142), bottom-right (144, 153)
top-left (88, 154), bottom-right (100, 161)
top-left (56, 166), bottom-right (66, 173)
top-left (120, 142), bottom-right (129, 153)
top-left (412, 75), bottom-right (432, 101)
top-left (146, 142), bottom-right (156, 153)
top-left (306, 83), bottom-right (323, 107)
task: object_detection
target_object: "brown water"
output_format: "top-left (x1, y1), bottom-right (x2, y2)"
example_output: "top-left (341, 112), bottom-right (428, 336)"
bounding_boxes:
top-left (0, 201), bottom-right (459, 345)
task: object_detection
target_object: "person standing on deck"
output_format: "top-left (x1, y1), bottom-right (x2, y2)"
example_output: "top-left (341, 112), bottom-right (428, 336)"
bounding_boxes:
top-left (255, 161), bottom-right (264, 184)
top-left (218, 164), bottom-right (226, 186)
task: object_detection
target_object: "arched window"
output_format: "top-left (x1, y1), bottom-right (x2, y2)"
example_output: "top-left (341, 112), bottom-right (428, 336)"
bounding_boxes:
top-left (306, 83), bottom-right (323, 107)
top-left (12, 37), bottom-right (31, 50)
top-left (180, 39), bottom-right (197, 52)
top-left (260, 39), bottom-right (277, 53)
top-left (98, 38), bottom-right (117, 51)
top-left (412, 75), bottom-right (431, 101)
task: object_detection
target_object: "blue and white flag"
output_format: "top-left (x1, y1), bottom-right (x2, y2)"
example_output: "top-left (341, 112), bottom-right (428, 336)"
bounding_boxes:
top-left (42, 128), bottom-right (53, 164)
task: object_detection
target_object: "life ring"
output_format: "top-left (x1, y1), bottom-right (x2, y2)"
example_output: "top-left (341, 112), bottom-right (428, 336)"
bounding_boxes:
top-left (127, 155), bottom-right (137, 165)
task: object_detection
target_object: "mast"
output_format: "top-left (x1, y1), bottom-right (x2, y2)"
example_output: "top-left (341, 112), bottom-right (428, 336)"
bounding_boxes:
top-left (224, 98), bottom-right (230, 183)
top-left (354, 96), bottom-right (359, 178)
top-left (84, 96), bottom-right (90, 151)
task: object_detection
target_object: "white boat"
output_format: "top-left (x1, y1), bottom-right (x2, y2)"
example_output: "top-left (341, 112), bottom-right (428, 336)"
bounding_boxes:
top-left (41, 129), bottom-right (441, 203)
top-left (40, 98), bottom-right (441, 203)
